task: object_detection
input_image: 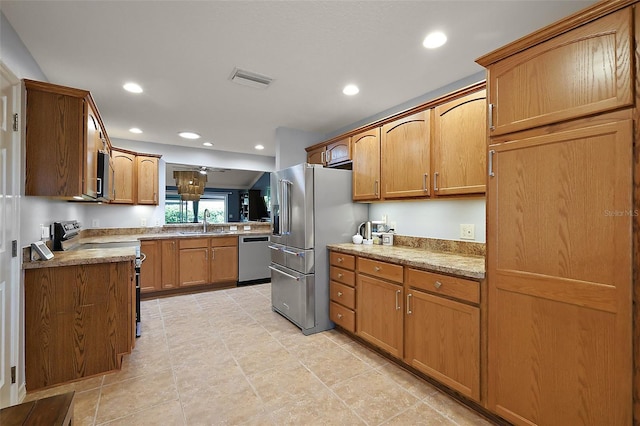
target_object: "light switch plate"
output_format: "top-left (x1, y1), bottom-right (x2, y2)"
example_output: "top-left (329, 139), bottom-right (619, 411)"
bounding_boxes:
top-left (229, 225), bottom-right (238, 231)
top-left (243, 225), bottom-right (251, 230)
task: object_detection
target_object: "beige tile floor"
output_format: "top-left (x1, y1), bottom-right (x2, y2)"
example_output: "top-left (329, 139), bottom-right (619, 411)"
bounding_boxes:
top-left (24, 283), bottom-right (494, 425)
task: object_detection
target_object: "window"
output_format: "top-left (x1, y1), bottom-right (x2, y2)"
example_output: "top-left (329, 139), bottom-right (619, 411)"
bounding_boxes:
top-left (165, 190), bottom-right (228, 224)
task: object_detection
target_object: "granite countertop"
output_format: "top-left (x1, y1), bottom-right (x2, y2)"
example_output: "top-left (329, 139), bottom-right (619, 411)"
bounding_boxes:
top-left (22, 226), bottom-right (272, 270)
top-left (23, 247), bottom-right (136, 270)
top-left (327, 242), bottom-right (486, 280)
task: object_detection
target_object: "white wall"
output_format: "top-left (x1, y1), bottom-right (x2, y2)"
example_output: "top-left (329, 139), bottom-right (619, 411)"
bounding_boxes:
top-left (275, 126), bottom-right (324, 170)
top-left (369, 198), bottom-right (486, 243)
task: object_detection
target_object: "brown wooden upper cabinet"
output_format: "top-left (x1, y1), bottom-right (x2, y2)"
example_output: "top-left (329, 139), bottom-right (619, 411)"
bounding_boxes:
top-left (111, 148), bottom-right (160, 205)
top-left (24, 79), bottom-right (107, 200)
top-left (352, 128), bottom-right (381, 201)
top-left (137, 156), bottom-right (159, 205)
top-left (381, 110), bottom-right (430, 199)
top-left (486, 8), bottom-right (632, 136)
top-left (111, 148), bottom-right (136, 204)
top-left (306, 137), bottom-right (351, 167)
top-left (432, 89), bottom-right (486, 196)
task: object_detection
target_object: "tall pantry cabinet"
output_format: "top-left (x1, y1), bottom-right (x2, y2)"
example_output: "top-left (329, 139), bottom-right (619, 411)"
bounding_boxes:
top-left (476, 2), bottom-right (636, 425)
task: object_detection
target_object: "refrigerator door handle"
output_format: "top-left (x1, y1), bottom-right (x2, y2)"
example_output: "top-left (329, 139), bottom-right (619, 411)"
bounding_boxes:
top-left (282, 248), bottom-right (304, 257)
top-left (269, 265), bottom-right (300, 281)
top-left (281, 179), bottom-right (292, 235)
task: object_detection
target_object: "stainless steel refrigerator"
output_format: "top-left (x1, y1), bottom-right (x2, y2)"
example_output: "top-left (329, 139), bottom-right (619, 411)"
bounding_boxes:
top-left (269, 163), bottom-right (368, 335)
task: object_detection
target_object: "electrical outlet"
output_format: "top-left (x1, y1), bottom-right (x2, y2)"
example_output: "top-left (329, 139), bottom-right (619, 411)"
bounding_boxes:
top-left (229, 225), bottom-right (238, 231)
top-left (389, 221), bottom-right (397, 231)
top-left (243, 225), bottom-right (251, 230)
top-left (155, 218), bottom-right (161, 226)
top-left (382, 214), bottom-right (388, 224)
top-left (40, 226), bottom-right (49, 239)
top-left (92, 219), bottom-right (100, 227)
top-left (141, 218), bottom-right (147, 227)
top-left (460, 224), bottom-right (475, 240)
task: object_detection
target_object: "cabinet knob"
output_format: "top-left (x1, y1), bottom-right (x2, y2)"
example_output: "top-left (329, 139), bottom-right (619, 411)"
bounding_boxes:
top-left (374, 266), bottom-right (381, 271)
top-left (337, 313), bottom-right (343, 319)
top-left (337, 291), bottom-right (343, 297)
top-left (434, 281), bottom-right (442, 289)
top-left (338, 273), bottom-right (343, 278)
top-left (337, 257), bottom-right (343, 263)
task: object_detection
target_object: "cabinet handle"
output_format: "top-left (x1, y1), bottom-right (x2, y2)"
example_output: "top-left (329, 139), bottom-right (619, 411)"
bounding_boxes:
top-left (422, 173), bottom-right (428, 191)
top-left (337, 291), bottom-right (343, 297)
top-left (96, 177), bottom-right (102, 195)
top-left (374, 180), bottom-right (379, 196)
top-left (488, 103), bottom-right (495, 130)
top-left (395, 289), bottom-right (401, 310)
top-left (433, 172), bottom-right (439, 192)
top-left (488, 150), bottom-right (496, 177)
top-left (321, 151), bottom-right (326, 164)
top-left (211, 249), bottom-right (215, 260)
top-left (434, 281), bottom-right (442, 289)
top-left (406, 293), bottom-right (412, 315)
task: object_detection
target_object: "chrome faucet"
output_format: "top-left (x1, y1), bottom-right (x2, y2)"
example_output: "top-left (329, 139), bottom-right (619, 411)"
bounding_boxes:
top-left (203, 209), bottom-right (210, 232)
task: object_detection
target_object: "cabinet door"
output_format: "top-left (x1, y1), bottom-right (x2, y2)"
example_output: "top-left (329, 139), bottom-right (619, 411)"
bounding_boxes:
top-left (111, 149), bottom-right (136, 204)
top-left (24, 84), bottom-right (84, 197)
top-left (326, 137), bottom-right (351, 166)
top-left (352, 128), bottom-right (381, 201)
top-left (136, 156), bottom-right (159, 205)
top-left (381, 110), bottom-right (430, 199)
top-left (139, 240), bottom-right (161, 293)
top-left (161, 239), bottom-right (178, 289)
top-left (487, 120), bottom-right (633, 425)
top-left (210, 245), bottom-right (238, 283)
top-left (433, 89), bottom-right (486, 196)
top-left (307, 146), bottom-right (325, 165)
top-left (405, 290), bottom-right (480, 401)
top-left (356, 274), bottom-right (403, 358)
top-left (179, 247), bottom-right (210, 286)
top-left (487, 8), bottom-right (632, 135)
top-left (84, 102), bottom-right (100, 199)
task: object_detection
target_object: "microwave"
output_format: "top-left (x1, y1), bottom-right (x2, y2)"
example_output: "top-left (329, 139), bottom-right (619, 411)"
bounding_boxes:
top-left (96, 151), bottom-right (113, 201)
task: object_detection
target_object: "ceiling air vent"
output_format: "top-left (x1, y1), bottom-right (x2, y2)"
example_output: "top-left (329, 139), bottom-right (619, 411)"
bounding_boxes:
top-left (229, 68), bottom-right (273, 89)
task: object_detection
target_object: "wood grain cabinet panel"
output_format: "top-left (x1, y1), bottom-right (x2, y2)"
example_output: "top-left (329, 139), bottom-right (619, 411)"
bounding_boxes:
top-left (210, 242), bottom-right (238, 283)
top-left (136, 156), bottom-right (159, 205)
top-left (356, 274), bottom-right (403, 358)
top-left (352, 128), bottom-right (381, 201)
top-left (330, 301), bottom-right (356, 332)
top-left (139, 240), bottom-right (161, 293)
top-left (179, 238), bottom-right (210, 287)
top-left (161, 239), bottom-right (178, 289)
top-left (111, 149), bottom-right (136, 204)
top-left (306, 145), bottom-right (325, 165)
top-left (405, 289), bottom-right (480, 401)
top-left (433, 89), bottom-right (486, 196)
top-left (485, 8), bottom-right (633, 136)
top-left (25, 261), bottom-right (133, 390)
top-left (326, 137), bottom-right (351, 166)
top-left (24, 79), bottom-right (105, 199)
top-left (381, 110), bottom-right (430, 199)
top-left (487, 120), bottom-right (633, 425)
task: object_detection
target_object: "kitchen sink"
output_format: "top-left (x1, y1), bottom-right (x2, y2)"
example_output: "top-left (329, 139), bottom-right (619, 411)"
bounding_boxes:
top-left (178, 230), bottom-right (234, 235)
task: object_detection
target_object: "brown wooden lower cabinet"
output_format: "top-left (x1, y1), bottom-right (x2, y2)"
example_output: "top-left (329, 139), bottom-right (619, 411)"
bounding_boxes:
top-left (140, 236), bottom-right (238, 294)
top-left (330, 249), bottom-right (483, 407)
top-left (24, 261), bottom-right (134, 390)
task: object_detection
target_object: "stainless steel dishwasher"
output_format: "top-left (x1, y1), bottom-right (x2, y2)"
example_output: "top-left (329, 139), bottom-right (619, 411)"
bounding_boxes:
top-left (238, 234), bottom-right (271, 285)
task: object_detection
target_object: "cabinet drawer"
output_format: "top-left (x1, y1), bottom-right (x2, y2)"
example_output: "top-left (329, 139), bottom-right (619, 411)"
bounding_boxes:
top-left (406, 268), bottom-right (479, 305)
top-left (330, 301), bottom-right (355, 333)
top-left (179, 238), bottom-right (209, 249)
top-left (357, 257), bottom-right (403, 283)
top-left (330, 266), bottom-right (355, 287)
top-left (210, 236), bottom-right (238, 247)
top-left (330, 251), bottom-right (355, 270)
top-left (330, 281), bottom-right (355, 310)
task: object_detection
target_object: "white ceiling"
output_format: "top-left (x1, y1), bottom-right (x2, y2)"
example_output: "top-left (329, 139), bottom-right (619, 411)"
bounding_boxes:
top-left (2, 0), bottom-right (598, 159)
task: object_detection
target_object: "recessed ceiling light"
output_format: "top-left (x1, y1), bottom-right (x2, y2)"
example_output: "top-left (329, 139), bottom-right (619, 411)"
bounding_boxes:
top-left (123, 82), bottom-right (143, 93)
top-left (129, 127), bottom-right (143, 134)
top-left (343, 84), bottom-right (359, 96)
top-left (203, 142), bottom-right (213, 147)
top-left (178, 132), bottom-right (200, 140)
top-left (423, 31), bottom-right (447, 49)
top-left (255, 144), bottom-right (264, 150)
